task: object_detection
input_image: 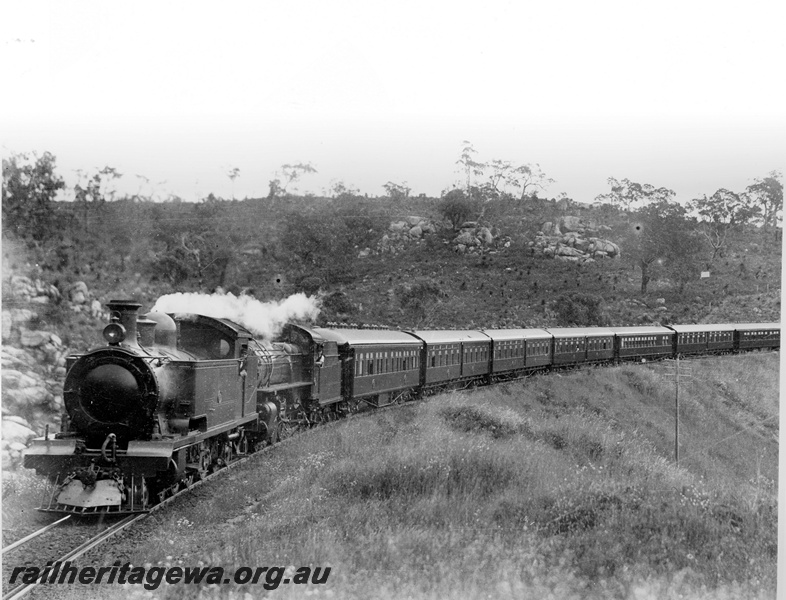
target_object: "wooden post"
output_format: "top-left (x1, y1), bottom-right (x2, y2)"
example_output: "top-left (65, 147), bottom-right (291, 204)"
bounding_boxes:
top-left (675, 354), bottom-right (680, 465)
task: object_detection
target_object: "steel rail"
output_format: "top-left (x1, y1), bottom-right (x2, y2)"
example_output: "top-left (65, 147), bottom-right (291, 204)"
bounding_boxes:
top-left (2, 513), bottom-right (143, 600)
top-left (1, 516), bottom-right (71, 555)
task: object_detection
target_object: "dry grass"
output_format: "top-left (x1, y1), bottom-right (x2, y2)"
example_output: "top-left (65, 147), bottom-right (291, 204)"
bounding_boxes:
top-left (9, 353), bottom-right (779, 600)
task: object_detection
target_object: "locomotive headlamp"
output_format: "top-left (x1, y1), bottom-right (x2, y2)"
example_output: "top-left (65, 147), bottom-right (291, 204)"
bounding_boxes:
top-left (103, 322), bottom-right (126, 344)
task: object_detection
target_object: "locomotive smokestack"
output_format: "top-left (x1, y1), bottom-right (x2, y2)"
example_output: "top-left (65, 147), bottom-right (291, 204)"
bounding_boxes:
top-left (106, 300), bottom-right (142, 348)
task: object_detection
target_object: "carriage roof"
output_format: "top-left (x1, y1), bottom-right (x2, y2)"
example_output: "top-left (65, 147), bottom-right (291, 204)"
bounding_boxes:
top-left (605, 326), bottom-right (674, 336)
top-left (545, 327), bottom-right (616, 337)
top-left (312, 327), bottom-right (422, 346)
top-left (407, 330), bottom-right (491, 344)
top-left (482, 328), bottom-right (552, 341)
top-left (667, 324), bottom-right (736, 333)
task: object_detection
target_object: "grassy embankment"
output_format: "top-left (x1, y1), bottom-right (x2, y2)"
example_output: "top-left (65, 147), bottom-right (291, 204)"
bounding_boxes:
top-left (10, 353), bottom-right (779, 600)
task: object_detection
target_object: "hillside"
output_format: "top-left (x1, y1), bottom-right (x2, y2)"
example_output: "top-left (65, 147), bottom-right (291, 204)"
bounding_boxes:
top-left (2, 195), bottom-right (781, 334)
top-left (2, 194), bottom-right (780, 469)
top-left (16, 352), bottom-right (775, 600)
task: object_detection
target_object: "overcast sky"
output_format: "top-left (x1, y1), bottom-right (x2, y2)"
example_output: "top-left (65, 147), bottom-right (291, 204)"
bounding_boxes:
top-left (2, 0), bottom-right (784, 204)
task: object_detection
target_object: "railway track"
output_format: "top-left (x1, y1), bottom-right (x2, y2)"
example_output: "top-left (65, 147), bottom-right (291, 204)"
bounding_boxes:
top-left (2, 514), bottom-right (142, 600)
top-left (0, 516), bottom-right (71, 556)
top-left (0, 421), bottom-right (323, 600)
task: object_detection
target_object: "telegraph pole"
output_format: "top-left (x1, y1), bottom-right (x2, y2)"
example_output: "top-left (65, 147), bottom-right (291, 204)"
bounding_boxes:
top-left (675, 354), bottom-right (679, 465)
top-left (664, 355), bottom-right (690, 465)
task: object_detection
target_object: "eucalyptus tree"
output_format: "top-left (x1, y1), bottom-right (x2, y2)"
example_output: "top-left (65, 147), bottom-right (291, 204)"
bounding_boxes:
top-left (688, 188), bottom-right (760, 263)
top-left (628, 198), bottom-right (702, 294)
top-left (746, 171), bottom-right (782, 228)
top-left (2, 151), bottom-right (65, 243)
top-left (595, 177), bottom-right (675, 213)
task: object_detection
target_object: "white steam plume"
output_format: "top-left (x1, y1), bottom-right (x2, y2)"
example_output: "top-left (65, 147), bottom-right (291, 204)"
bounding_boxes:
top-left (151, 292), bottom-right (320, 340)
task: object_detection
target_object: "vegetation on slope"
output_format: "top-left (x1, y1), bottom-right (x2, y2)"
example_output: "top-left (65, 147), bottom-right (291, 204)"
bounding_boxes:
top-left (3, 151), bottom-right (782, 344)
top-left (43, 352), bottom-right (775, 600)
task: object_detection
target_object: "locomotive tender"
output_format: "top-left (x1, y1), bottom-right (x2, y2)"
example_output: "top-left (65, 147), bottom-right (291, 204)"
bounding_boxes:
top-left (23, 299), bottom-right (780, 514)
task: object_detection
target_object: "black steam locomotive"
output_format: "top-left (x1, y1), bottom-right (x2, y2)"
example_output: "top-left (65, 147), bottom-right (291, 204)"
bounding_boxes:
top-left (23, 299), bottom-right (779, 514)
top-left (24, 300), bottom-right (332, 513)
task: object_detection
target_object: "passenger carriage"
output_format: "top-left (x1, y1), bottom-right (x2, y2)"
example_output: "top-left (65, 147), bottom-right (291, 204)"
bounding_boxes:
top-left (668, 324), bottom-right (716, 355)
top-left (312, 328), bottom-right (422, 406)
top-left (545, 327), bottom-right (615, 365)
top-left (407, 330), bottom-right (491, 388)
top-left (666, 324), bottom-right (736, 354)
top-left (483, 328), bottom-right (552, 376)
top-left (734, 323), bottom-right (781, 351)
top-left (703, 324), bottom-right (737, 352)
top-left (608, 326), bottom-right (674, 360)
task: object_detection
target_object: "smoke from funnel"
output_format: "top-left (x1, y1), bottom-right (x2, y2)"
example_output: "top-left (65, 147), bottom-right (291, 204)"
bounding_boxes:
top-left (151, 291), bottom-right (320, 340)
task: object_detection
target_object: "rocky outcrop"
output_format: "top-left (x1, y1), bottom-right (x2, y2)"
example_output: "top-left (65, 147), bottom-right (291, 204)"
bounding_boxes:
top-left (0, 276), bottom-right (98, 470)
top-left (452, 222), bottom-right (510, 255)
top-left (6, 275), bottom-right (61, 305)
top-left (5, 276), bottom-right (103, 318)
top-left (376, 216), bottom-right (511, 257)
top-left (529, 216), bottom-right (620, 264)
top-left (378, 216), bottom-right (440, 256)
top-left (2, 416), bottom-right (38, 470)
